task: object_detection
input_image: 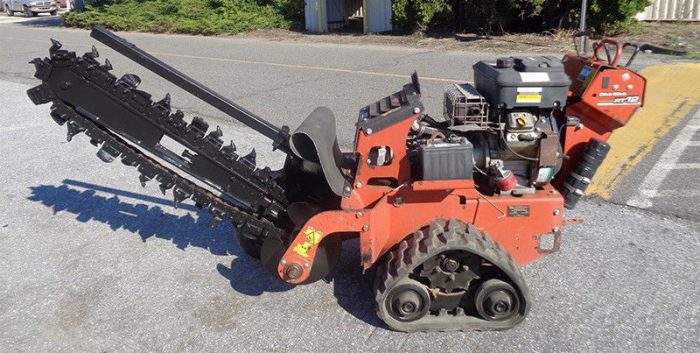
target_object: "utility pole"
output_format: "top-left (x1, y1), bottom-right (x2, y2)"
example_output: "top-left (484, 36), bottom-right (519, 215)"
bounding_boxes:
top-left (579, 0), bottom-right (588, 51)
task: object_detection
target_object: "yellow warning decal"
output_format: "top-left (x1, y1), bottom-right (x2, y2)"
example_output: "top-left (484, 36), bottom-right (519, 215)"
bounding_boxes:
top-left (516, 94), bottom-right (542, 103)
top-left (293, 227), bottom-right (324, 258)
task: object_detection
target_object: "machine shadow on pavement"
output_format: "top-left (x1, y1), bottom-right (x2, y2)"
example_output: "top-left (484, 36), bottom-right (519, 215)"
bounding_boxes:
top-left (26, 179), bottom-right (385, 327)
top-left (26, 179), bottom-right (292, 295)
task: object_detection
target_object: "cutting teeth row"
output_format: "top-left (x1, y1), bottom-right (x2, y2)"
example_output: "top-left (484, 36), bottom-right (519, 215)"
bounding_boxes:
top-left (28, 40), bottom-right (286, 239)
top-left (49, 41), bottom-right (261, 172)
top-left (49, 100), bottom-right (282, 236)
top-left (29, 40), bottom-right (285, 201)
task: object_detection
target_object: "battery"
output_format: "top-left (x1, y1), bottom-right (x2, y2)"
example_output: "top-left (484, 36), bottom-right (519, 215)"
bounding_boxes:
top-left (419, 140), bottom-right (474, 181)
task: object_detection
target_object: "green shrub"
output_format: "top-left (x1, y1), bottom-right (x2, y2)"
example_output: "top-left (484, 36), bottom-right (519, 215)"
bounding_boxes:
top-left (63, 0), bottom-right (294, 35)
top-left (392, 0), bottom-right (448, 32)
top-left (587, 0), bottom-right (651, 34)
top-left (396, 0), bottom-right (651, 35)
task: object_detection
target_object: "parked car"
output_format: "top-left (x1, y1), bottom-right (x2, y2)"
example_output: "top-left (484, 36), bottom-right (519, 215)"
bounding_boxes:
top-left (3, 0), bottom-right (58, 17)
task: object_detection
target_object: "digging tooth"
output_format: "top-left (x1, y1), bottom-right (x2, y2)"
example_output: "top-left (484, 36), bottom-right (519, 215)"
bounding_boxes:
top-left (210, 126), bottom-right (223, 138)
top-left (28, 58), bottom-right (53, 81)
top-left (66, 122), bottom-right (84, 142)
top-left (49, 38), bottom-right (62, 52)
top-left (138, 174), bottom-right (151, 187)
top-left (188, 117), bottom-right (209, 139)
top-left (156, 93), bottom-right (171, 110)
top-left (152, 94), bottom-right (172, 119)
top-left (100, 58), bottom-right (113, 72)
top-left (242, 149), bottom-right (256, 166)
top-left (82, 46), bottom-right (100, 62)
top-left (159, 182), bottom-right (174, 195)
top-left (221, 141), bottom-right (237, 160)
top-left (173, 187), bottom-right (192, 208)
top-left (155, 174), bottom-right (175, 194)
top-left (191, 193), bottom-right (211, 209)
top-left (206, 126), bottom-right (224, 149)
top-left (168, 110), bottom-right (187, 129)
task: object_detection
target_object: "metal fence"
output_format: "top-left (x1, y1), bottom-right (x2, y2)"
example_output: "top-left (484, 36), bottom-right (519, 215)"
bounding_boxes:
top-left (637, 0), bottom-right (700, 21)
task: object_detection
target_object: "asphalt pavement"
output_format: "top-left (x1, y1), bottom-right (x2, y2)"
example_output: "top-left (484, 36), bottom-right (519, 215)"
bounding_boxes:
top-left (1, 20), bottom-right (699, 353)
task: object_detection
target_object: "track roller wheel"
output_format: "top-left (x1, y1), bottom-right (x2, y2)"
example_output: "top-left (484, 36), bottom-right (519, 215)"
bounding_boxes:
top-left (384, 279), bottom-right (431, 322)
top-left (374, 219), bottom-right (530, 332)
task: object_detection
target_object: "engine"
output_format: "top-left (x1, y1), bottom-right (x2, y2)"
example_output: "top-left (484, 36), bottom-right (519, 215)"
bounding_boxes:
top-left (410, 56), bottom-right (572, 195)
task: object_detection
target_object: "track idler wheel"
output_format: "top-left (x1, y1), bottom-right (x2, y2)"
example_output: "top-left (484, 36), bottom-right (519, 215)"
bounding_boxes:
top-left (475, 279), bottom-right (520, 321)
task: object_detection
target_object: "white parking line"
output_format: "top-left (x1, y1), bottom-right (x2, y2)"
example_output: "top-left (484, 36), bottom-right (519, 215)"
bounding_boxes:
top-left (627, 107), bottom-right (700, 208)
top-left (657, 162), bottom-right (700, 170)
top-left (639, 189), bottom-right (700, 198)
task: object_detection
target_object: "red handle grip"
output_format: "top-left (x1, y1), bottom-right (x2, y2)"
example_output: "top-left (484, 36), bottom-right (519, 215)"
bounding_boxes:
top-left (594, 39), bottom-right (623, 66)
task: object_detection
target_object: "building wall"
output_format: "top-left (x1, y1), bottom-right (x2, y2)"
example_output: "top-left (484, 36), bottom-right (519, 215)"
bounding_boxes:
top-left (637, 0), bottom-right (700, 21)
top-left (305, 0), bottom-right (392, 33)
top-left (305, 0), bottom-right (327, 32)
top-left (367, 0), bottom-right (393, 33)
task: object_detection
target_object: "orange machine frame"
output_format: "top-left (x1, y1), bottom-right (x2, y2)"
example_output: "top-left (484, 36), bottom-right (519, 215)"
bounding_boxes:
top-left (275, 38), bottom-right (645, 284)
top-left (560, 39), bottom-right (647, 177)
top-left (276, 114), bottom-right (563, 284)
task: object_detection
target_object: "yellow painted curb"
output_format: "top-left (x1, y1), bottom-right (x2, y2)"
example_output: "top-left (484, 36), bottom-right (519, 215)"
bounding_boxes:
top-left (587, 62), bottom-right (700, 199)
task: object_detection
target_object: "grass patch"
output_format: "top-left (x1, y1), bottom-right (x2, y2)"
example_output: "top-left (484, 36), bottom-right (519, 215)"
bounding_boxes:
top-left (62, 0), bottom-right (304, 35)
top-left (683, 52), bottom-right (700, 60)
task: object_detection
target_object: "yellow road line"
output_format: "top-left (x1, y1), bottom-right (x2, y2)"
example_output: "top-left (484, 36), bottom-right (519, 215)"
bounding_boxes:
top-left (587, 63), bottom-right (700, 199)
top-left (151, 51), bottom-right (465, 83)
top-left (10, 37), bottom-right (465, 84)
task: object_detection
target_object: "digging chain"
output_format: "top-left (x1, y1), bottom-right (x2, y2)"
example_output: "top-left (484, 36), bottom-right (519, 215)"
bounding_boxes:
top-left (27, 40), bottom-right (287, 242)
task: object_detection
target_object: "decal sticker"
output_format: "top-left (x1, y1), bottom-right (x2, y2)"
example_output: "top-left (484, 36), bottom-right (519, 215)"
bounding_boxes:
top-left (580, 66), bottom-right (599, 92)
top-left (293, 227), bottom-right (324, 258)
top-left (516, 94), bottom-right (542, 103)
top-left (578, 66), bottom-right (593, 82)
top-left (599, 92), bottom-right (629, 97)
top-left (516, 87), bottom-right (543, 103)
top-left (597, 95), bottom-right (642, 106)
top-left (519, 72), bottom-right (550, 83)
top-left (507, 205), bottom-right (530, 217)
top-left (536, 167), bottom-right (554, 183)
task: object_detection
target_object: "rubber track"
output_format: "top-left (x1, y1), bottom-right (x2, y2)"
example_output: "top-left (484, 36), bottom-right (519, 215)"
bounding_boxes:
top-left (374, 219), bottom-right (530, 332)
